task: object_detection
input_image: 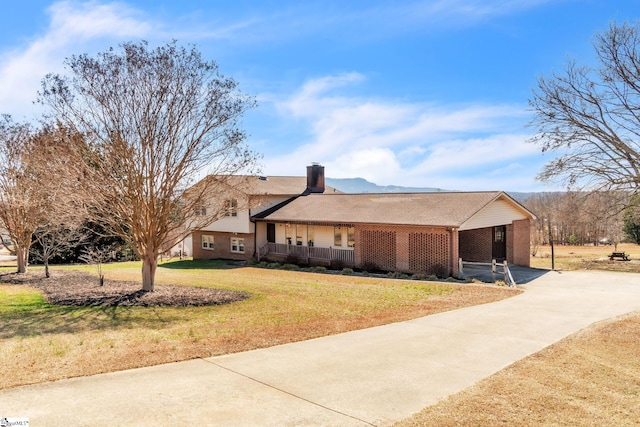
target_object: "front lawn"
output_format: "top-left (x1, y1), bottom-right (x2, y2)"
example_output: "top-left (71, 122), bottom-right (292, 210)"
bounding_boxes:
top-left (0, 259), bottom-right (519, 389)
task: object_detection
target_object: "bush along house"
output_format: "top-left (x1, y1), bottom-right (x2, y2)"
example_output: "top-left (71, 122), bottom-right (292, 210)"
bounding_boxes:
top-left (189, 164), bottom-right (535, 278)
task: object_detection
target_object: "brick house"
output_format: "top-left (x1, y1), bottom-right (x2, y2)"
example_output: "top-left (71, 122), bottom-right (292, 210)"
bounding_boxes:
top-left (189, 164), bottom-right (535, 277)
top-left (185, 167), bottom-right (339, 261)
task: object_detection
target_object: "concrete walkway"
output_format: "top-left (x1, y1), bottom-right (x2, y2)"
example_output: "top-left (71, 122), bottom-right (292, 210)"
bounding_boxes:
top-left (1, 270), bottom-right (639, 426)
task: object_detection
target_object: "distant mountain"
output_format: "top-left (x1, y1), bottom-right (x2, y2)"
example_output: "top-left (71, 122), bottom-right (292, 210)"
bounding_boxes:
top-left (325, 177), bottom-right (547, 203)
top-left (326, 177), bottom-right (444, 194)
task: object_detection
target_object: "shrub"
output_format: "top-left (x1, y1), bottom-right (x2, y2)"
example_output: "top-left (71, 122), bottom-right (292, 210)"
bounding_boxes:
top-left (360, 262), bottom-right (381, 273)
top-left (311, 266), bottom-right (327, 273)
top-left (341, 268), bottom-right (354, 275)
top-left (428, 264), bottom-right (449, 279)
top-left (387, 271), bottom-right (410, 280)
top-left (330, 259), bottom-right (345, 270)
top-left (285, 255), bottom-right (300, 265)
top-left (282, 263), bottom-right (300, 271)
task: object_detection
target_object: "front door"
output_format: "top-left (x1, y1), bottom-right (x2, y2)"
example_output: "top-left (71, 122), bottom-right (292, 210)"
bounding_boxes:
top-left (492, 225), bottom-right (506, 260)
top-left (266, 223), bottom-right (276, 243)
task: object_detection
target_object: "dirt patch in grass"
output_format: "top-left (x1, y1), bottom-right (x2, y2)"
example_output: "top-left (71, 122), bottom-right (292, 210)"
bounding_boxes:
top-left (0, 270), bottom-right (249, 307)
top-left (395, 312), bottom-right (640, 427)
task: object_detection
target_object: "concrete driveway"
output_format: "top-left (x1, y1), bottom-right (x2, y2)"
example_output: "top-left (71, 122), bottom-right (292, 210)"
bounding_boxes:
top-left (1, 270), bottom-right (639, 426)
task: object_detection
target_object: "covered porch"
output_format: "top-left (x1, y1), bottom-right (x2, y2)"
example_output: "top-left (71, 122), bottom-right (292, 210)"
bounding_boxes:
top-left (257, 242), bottom-right (355, 267)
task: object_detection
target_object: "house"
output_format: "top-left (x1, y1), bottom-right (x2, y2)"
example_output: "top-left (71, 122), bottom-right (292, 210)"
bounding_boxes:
top-left (184, 165), bottom-right (339, 260)
top-left (190, 164), bottom-right (536, 278)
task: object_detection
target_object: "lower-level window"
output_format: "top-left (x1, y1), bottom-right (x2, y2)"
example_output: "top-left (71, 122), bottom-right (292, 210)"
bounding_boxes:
top-left (202, 235), bottom-right (215, 250)
top-left (231, 237), bottom-right (245, 253)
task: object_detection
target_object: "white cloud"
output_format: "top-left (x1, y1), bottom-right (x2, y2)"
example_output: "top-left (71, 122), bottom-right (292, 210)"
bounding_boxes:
top-left (0, 1), bottom-right (153, 120)
top-left (265, 73), bottom-right (544, 190)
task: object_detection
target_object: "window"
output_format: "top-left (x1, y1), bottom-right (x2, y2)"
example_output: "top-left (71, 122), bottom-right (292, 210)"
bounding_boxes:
top-left (231, 238), bottom-right (245, 253)
top-left (347, 227), bottom-right (355, 248)
top-left (195, 206), bottom-right (207, 216)
top-left (296, 225), bottom-right (303, 246)
top-left (494, 226), bottom-right (505, 243)
top-left (201, 235), bottom-right (214, 250)
top-left (307, 226), bottom-right (315, 246)
top-left (334, 226), bottom-right (342, 246)
top-left (225, 199), bottom-right (238, 217)
top-left (285, 223), bottom-right (292, 244)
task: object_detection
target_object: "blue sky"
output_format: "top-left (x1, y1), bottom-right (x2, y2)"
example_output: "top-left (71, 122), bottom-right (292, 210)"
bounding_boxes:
top-left (1, 1), bottom-right (639, 191)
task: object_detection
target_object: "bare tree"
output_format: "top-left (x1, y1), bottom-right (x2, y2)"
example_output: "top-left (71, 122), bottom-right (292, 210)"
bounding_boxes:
top-left (0, 117), bottom-right (47, 273)
top-left (79, 245), bottom-right (117, 287)
top-left (31, 224), bottom-right (87, 278)
top-left (529, 21), bottom-right (640, 193)
top-left (39, 41), bottom-right (259, 291)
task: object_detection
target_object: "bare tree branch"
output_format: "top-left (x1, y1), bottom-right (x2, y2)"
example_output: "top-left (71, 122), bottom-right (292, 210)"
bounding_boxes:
top-left (529, 21), bottom-right (640, 194)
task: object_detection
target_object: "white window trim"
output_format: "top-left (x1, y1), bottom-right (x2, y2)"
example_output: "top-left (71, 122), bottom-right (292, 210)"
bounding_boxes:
top-left (230, 237), bottom-right (245, 253)
top-left (225, 199), bottom-right (239, 217)
top-left (201, 234), bottom-right (215, 250)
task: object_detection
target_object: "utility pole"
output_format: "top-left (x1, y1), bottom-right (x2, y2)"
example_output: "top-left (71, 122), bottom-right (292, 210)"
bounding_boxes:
top-left (548, 215), bottom-right (555, 271)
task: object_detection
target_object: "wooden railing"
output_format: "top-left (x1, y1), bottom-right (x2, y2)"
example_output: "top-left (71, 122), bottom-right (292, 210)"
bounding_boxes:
top-left (461, 259), bottom-right (517, 287)
top-left (258, 243), bottom-right (354, 266)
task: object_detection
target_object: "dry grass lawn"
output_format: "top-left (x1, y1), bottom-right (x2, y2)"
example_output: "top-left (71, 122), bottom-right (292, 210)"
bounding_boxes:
top-left (0, 259), bottom-right (518, 390)
top-left (396, 312), bottom-right (640, 426)
top-left (531, 242), bottom-right (640, 272)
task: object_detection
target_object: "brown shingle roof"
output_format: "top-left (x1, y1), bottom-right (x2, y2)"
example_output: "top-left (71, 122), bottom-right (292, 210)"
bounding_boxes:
top-left (194, 175), bottom-right (340, 196)
top-left (255, 191), bottom-right (528, 227)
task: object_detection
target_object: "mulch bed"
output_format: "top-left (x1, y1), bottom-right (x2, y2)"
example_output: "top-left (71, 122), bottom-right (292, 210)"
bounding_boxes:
top-left (0, 270), bottom-right (249, 307)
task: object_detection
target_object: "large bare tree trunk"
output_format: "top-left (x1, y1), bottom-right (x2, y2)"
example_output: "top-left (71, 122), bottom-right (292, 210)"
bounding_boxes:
top-left (141, 255), bottom-right (158, 292)
top-left (15, 247), bottom-right (28, 273)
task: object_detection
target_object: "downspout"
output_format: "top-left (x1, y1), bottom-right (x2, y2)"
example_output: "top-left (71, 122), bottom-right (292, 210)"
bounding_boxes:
top-left (250, 207), bottom-right (258, 259)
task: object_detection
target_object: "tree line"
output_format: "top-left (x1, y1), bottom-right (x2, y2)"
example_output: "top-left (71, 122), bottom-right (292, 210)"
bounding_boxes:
top-left (522, 191), bottom-right (640, 254)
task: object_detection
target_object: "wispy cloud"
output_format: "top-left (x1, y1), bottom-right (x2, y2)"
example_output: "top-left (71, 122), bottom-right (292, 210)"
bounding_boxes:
top-left (0, 1), bottom-right (153, 119)
top-left (177, 0), bottom-right (558, 46)
top-left (265, 73), bottom-right (541, 190)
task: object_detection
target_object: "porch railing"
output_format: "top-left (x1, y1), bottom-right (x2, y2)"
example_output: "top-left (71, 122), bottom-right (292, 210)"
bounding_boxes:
top-left (258, 243), bottom-right (354, 266)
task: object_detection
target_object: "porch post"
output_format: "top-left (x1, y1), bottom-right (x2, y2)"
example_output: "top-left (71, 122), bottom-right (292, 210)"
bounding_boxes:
top-left (450, 227), bottom-right (460, 278)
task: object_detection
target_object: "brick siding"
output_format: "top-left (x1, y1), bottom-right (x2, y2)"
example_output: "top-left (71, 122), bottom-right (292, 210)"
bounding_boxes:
top-left (356, 224), bottom-right (458, 277)
top-left (459, 227), bottom-right (493, 262)
top-left (510, 219), bottom-right (531, 267)
top-left (460, 221), bottom-right (531, 267)
top-left (359, 229), bottom-right (397, 271)
top-left (191, 230), bottom-right (255, 261)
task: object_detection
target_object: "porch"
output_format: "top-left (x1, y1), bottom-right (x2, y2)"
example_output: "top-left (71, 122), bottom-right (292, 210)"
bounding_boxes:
top-left (258, 242), bottom-right (355, 267)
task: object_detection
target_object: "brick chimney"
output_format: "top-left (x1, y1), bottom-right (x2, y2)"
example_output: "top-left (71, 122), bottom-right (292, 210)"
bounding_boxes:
top-left (306, 163), bottom-right (325, 193)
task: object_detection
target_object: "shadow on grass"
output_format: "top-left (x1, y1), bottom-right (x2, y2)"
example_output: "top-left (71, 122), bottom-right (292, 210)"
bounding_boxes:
top-left (158, 259), bottom-right (239, 270)
top-left (0, 297), bottom-right (183, 340)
